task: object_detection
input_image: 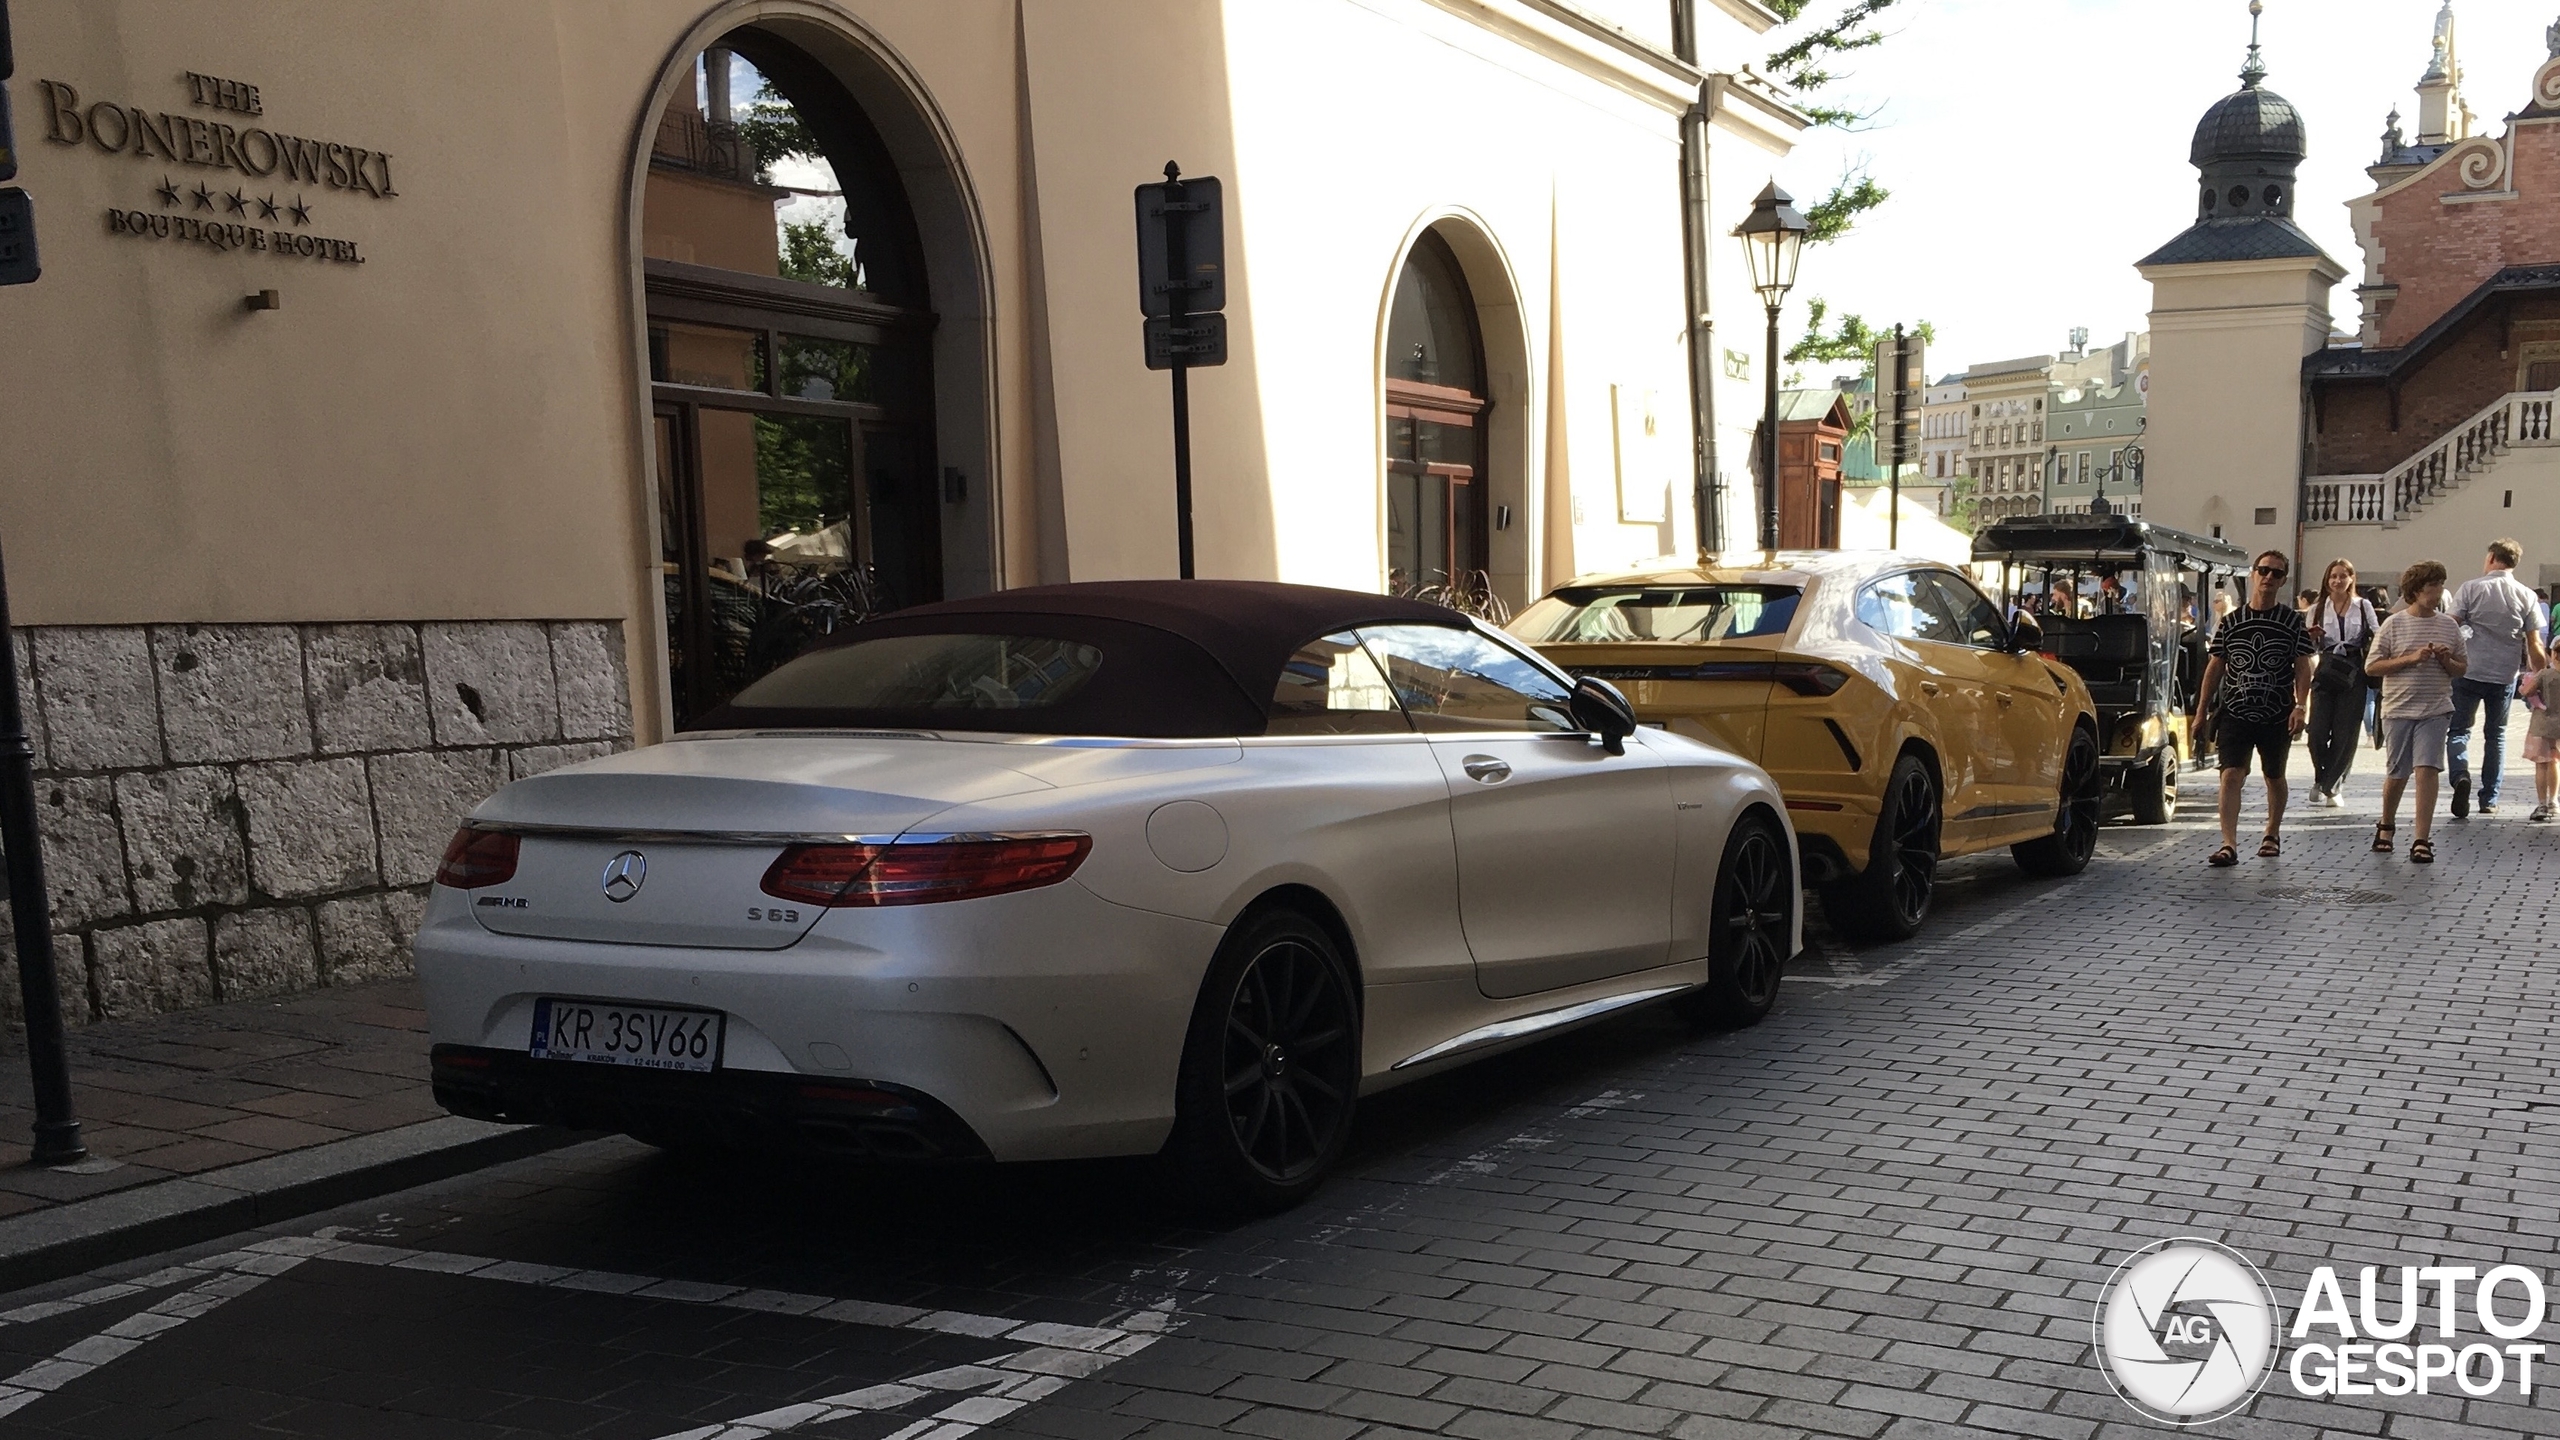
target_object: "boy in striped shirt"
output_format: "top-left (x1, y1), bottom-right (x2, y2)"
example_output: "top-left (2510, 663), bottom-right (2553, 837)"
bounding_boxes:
top-left (2366, 560), bottom-right (2469, 862)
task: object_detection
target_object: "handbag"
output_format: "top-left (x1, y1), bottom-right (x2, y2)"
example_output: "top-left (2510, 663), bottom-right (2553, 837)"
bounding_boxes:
top-left (2314, 600), bottom-right (2371, 695)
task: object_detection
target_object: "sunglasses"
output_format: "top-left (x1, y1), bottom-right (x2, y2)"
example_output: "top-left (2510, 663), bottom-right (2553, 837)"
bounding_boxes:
top-left (2254, 565), bottom-right (2289, 579)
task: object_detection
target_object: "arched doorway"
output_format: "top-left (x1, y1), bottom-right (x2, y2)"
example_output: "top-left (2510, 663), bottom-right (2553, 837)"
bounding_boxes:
top-left (1382, 231), bottom-right (1490, 599)
top-left (642, 29), bottom-right (945, 727)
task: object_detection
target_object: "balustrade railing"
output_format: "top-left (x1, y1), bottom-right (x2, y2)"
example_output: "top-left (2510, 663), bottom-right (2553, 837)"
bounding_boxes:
top-left (2310, 388), bottom-right (2559, 528)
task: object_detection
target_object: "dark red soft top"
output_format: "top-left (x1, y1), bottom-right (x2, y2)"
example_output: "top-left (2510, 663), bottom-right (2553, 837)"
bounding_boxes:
top-left (697, 580), bottom-right (1465, 738)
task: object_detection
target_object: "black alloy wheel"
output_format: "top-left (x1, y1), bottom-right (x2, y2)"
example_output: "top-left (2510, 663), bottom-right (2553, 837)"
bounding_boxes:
top-left (2015, 726), bottom-right (2103, 876)
top-left (1821, 752), bottom-right (1939, 943)
top-left (1173, 908), bottom-right (1360, 1212)
top-left (1675, 813), bottom-right (1793, 1027)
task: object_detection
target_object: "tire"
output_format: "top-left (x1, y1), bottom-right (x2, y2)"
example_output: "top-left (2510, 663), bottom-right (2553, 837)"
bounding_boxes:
top-left (2130, 740), bottom-right (2178, 825)
top-left (1672, 813), bottom-right (1794, 1028)
top-left (1819, 752), bottom-right (1940, 943)
top-left (1170, 907), bottom-right (1361, 1214)
top-left (2015, 726), bottom-right (2103, 877)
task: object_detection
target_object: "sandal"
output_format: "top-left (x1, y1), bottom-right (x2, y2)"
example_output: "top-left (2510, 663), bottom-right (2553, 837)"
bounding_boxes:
top-left (2410, 837), bottom-right (2434, 864)
top-left (2372, 823), bottom-right (2395, 854)
top-left (2208, 844), bottom-right (2239, 867)
top-left (2258, 834), bottom-right (2282, 858)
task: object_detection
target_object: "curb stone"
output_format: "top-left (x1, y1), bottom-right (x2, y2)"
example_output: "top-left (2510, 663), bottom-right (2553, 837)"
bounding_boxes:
top-left (0, 1116), bottom-right (581, 1294)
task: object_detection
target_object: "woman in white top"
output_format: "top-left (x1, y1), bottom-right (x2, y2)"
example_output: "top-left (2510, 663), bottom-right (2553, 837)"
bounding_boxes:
top-left (2307, 558), bottom-right (2380, 805)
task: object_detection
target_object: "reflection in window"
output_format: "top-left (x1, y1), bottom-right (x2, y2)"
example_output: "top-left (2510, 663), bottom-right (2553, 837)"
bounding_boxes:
top-left (1355, 624), bottom-right (1575, 733)
top-left (1513, 586), bottom-right (1802, 644)
top-left (650, 322), bottom-right (765, 391)
top-left (776, 334), bottom-right (877, 402)
top-left (731, 634), bottom-right (1103, 711)
top-left (1268, 633), bottom-right (1408, 735)
top-left (1384, 235), bottom-right (1483, 392)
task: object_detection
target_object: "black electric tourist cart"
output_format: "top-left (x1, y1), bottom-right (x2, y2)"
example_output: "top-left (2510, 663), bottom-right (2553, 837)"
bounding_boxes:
top-left (1975, 513), bottom-right (2254, 823)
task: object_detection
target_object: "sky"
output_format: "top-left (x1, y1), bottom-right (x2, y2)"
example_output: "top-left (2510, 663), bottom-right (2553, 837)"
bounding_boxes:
top-left (1772, 0), bottom-right (2559, 382)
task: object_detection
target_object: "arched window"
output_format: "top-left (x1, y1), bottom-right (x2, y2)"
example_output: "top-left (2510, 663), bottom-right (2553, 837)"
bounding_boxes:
top-left (642, 33), bottom-right (943, 726)
top-left (1382, 232), bottom-right (1488, 594)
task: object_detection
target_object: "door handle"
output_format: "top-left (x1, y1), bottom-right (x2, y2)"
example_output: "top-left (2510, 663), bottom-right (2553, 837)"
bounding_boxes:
top-left (1461, 755), bottom-right (1512, 783)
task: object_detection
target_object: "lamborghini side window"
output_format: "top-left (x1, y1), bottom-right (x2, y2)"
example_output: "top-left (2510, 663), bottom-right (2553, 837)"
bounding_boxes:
top-left (1267, 632), bottom-right (1412, 735)
top-left (1856, 572), bottom-right (1962, 646)
top-left (1919, 571), bottom-right (2010, 650)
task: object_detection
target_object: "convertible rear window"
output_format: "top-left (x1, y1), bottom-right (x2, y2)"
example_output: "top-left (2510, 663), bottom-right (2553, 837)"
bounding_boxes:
top-left (1511, 584), bottom-right (1801, 644)
top-left (726, 634), bottom-right (1103, 711)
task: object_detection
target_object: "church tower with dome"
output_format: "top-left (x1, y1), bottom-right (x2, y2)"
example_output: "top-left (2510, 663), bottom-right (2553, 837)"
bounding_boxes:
top-left (2135, 1), bottom-right (2347, 549)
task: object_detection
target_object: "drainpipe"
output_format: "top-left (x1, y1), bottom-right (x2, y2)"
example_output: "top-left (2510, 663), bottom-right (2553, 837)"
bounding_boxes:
top-left (704, 47), bottom-right (732, 124)
top-left (1673, 4), bottom-right (1722, 557)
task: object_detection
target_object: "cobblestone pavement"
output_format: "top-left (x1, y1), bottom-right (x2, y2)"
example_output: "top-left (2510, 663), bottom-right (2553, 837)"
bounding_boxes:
top-left (0, 737), bottom-right (2553, 1439)
top-left (0, 981), bottom-right (436, 1216)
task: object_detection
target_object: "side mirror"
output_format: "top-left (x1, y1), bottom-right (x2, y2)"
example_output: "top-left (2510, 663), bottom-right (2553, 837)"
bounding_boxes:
top-left (1569, 676), bottom-right (1638, 755)
top-left (2008, 613), bottom-right (2044, 653)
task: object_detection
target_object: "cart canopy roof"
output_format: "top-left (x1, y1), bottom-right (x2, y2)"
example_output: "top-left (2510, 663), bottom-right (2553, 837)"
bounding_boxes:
top-left (1971, 514), bottom-right (2250, 572)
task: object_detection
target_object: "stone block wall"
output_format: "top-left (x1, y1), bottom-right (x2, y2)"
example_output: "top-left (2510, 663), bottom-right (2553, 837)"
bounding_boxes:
top-left (0, 620), bottom-right (633, 1023)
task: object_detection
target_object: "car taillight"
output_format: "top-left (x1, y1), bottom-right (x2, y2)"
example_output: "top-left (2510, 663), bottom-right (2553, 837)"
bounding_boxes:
top-left (760, 844), bottom-right (882, 905)
top-left (1770, 662), bottom-right (1850, 696)
top-left (435, 829), bottom-right (520, 889)
top-left (761, 835), bottom-right (1091, 908)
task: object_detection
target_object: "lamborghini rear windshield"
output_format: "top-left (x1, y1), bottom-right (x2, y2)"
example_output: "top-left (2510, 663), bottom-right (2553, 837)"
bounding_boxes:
top-left (1512, 584), bottom-right (1802, 644)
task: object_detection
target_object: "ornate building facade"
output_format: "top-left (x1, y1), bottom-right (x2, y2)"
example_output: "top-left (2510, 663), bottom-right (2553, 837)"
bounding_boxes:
top-left (2302, 5), bottom-right (2560, 584)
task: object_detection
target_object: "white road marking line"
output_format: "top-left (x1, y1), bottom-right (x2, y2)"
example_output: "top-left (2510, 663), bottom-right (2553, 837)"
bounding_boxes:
top-left (0, 1250), bottom-right (304, 1416)
top-left (0, 1229), bottom-right (1171, 1434)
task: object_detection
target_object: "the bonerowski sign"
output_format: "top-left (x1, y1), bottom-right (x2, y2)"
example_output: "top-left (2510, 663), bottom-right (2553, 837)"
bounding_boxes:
top-left (32, 70), bottom-right (395, 264)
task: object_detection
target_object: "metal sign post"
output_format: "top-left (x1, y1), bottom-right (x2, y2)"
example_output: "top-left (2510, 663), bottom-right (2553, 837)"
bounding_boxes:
top-left (0, 533), bottom-right (85, 1166)
top-left (1871, 326), bottom-right (1924, 550)
top-left (1135, 161), bottom-right (1226, 579)
top-left (0, 0), bottom-right (78, 1166)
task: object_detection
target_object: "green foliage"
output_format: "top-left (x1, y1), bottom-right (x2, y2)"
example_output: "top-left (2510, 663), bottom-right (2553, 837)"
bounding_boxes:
top-left (1805, 168), bottom-right (1889, 244)
top-left (1785, 300), bottom-right (1936, 371)
top-left (1764, 1), bottom-right (1905, 241)
top-left (735, 100), bottom-right (821, 181)
top-left (753, 414), bottom-right (853, 541)
top-left (1764, 0), bottom-right (1902, 95)
top-left (779, 219), bottom-right (856, 289)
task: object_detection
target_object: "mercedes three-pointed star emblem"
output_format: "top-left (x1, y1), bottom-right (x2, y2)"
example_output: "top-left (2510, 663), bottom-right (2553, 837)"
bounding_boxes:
top-left (600, 850), bottom-right (648, 903)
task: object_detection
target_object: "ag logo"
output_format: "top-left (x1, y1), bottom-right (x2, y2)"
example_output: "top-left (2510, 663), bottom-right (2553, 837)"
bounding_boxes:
top-left (2092, 1239), bottom-right (2277, 1425)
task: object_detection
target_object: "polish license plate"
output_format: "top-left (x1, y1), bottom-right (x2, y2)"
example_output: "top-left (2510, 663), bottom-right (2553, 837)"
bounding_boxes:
top-left (529, 998), bottom-right (724, 1073)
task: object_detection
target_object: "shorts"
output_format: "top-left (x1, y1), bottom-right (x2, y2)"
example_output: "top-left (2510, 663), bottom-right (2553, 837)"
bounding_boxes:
top-left (2526, 732), bottom-right (2560, 763)
top-left (2215, 714), bottom-right (2292, 777)
top-left (2383, 714), bottom-right (2450, 778)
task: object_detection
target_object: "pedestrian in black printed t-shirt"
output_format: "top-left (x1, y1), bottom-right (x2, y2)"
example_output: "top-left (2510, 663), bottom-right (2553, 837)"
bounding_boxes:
top-left (2195, 549), bottom-right (2319, 866)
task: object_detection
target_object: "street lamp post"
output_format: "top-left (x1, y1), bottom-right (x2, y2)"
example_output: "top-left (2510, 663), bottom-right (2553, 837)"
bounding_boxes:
top-left (1735, 182), bottom-right (1808, 553)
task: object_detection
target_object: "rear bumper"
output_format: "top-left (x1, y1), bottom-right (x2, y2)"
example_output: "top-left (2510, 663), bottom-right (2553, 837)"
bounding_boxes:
top-left (413, 880), bottom-right (1223, 1163)
top-left (430, 1046), bottom-right (991, 1160)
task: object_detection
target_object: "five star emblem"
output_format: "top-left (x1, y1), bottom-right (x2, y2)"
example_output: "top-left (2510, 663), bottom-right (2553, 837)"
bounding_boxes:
top-left (223, 189), bottom-right (247, 214)
top-left (190, 183), bottom-right (215, 210)
top-left (154, 177), bottom-right (181, 207)
top-left (288, 197), bottom-right (312, 226)
top-left (256, 195), bottom-right (280, 220)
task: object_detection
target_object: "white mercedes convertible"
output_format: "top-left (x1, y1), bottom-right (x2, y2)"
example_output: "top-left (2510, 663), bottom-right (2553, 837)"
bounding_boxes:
top-left (418, 581), bottom-right (1798, 1209)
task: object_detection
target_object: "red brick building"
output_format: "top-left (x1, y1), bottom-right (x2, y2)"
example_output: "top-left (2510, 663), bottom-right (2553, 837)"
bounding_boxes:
top-left (2303, 10), bottom-right (2560, 575)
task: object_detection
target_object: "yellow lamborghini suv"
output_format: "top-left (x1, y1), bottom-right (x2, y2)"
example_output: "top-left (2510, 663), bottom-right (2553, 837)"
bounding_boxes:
top-left (1514, 552), bottom-right (2101, 942)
